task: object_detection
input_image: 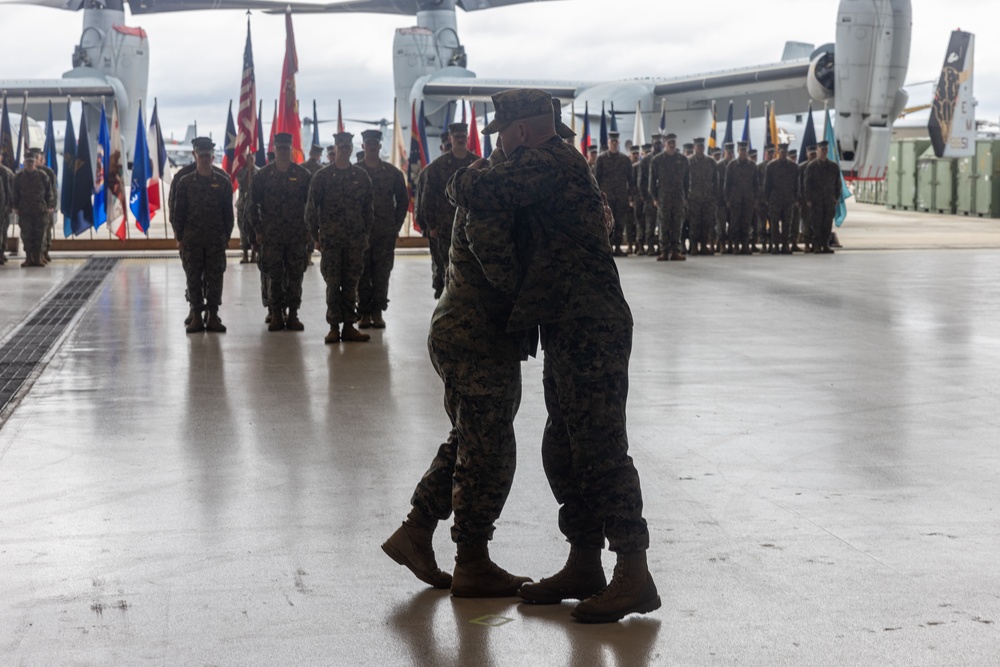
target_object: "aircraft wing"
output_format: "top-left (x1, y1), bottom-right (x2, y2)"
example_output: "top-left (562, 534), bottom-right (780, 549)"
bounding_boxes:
top-left (0, 78), bottom-right (115, 102)
top-left (123, 0), bottom-right (566, 15)
top-left (422, 78), bottom-right (590, 101)
top-left (653, 60), bottom-right (812, 111)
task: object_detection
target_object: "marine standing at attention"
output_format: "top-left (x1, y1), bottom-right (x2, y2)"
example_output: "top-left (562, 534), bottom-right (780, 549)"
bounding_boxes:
top-left (307, 132), bottom-right (374, 344)
top-left (415, 122), bottom-right (479, 299)
top-left (171, 137), bottom-right (235, 333)
top-left (251, 132), bottom-right (313, 332)
top-left (12, 152), bottom-right (53, 268)
top-left (649, 132), bottom-right (690, 262)
top-left (356, 129), bottom-right (409, 330)
top-left (594, 130), bottom-right (635, 257)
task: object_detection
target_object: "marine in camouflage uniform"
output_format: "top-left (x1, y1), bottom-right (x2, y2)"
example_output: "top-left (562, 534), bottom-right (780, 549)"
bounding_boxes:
top-left (648, 133), bottom-right (689, 261)
top-left (594, 131), bottom-right (634, 256)
top-left (415, 122), bottom-right (479, 299)
top-left (627, 145), bottom-right (641, 254)
top-left (449, 89), bottom-right (658, 624)
top-left (803, 141), bottom-right (843, 254)
top-left (724, 141), bottom-right (759, 254)
top-left (382, 139), bottom-right (535, 597)
top-left (639, 137), bottom-right (662, 255)
top-left (302, 146), bottom-right (325, 265)
top-left (170, 137), bottom-right (234, 333)
top-left (687, 138), bottom-right (718, 255)
top-left (12, 153), bottom-right (53, 267)
top-left (0, 163), bottom-right (12, 264)
top-left (356, 129), bottom-right (409, 329)
top-left (764, 143), bottom-right (799, 254)
top-left (29, 149), bottom-right (58, 263)
top-left (306, 131), bottom-right (374, 344)
top-left (798, 146), bottom-right (818, 250)
top-left (716, 143), bottom-right (734, 252)
top-left (751, 148), bottom-right (768, 252)
top-left (236, 163), bottom-right (257, 264)
top-left (251, 133), bottom-right (312, 331)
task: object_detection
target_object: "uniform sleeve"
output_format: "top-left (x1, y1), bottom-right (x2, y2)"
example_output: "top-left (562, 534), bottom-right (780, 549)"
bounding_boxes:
top-left (465, 208), bottom-right (522, 297)
top-left (363, 176), bottom-right (375, 235)
top-left (448, 152), bottom-right (556, 211)
top-left (172, 178), bottom-right (187, 241)
top-left (648, 160), bottom-right (658, 199)
top-left (392, 168), bottom-right (409, 233)
top-left (683, 160), bottom-right (691, 198)
top-left (764, 163), bottom-right (773, 200)
top-left (306, 177), bottom-right (321, 240)
top-left (221, 177), bottom-right (235, 240)
top-left (250, 171), bottom-right (265, 238)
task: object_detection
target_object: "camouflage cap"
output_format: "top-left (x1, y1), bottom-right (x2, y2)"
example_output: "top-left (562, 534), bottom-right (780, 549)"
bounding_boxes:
top-left (192, 137), bottom-right (215, 153)
top-left (483, 89), bottom-right (553, 134)
top-left (817, 140), bottom-right (829, 148)
top-left (788, 148), bottom-right (798, 156)
top-left (588, 145), bottom-right (599, 153)
top-left (724, 142), bottom-right (735, 150)
top-left (630, 145), bottom-right (640, 153)
top-left (693, 137), bottom-right (706, 145)
top-left (806, 144), bottom-right (817, 152)
top-left (608, 131), bottom-right (620, 139)
top-left (682, 142), bottom-right (694, 150)
top-left (309, 144), bottom-right (323, 154)
top-left (551, 99), bottom-right (575, 139)
top-left (651, 133), bottom-right (663, 141)
top-left (361, 129), bottom-right (383, 143)
top-left (326, 145), bottom-right (336, 152)
top-left (737, 141), bottom-right (748, 149)
top-left (664, 133), bottom-right (677, 141)
top-left (777, 142), bottom-right (789, 150)
top-left (334, 132), bottom-right (354, 146)
top-left (641, 143), bottom-right (653, 151)
top-left (448, 122), bottom-right (468, 135)
top-left (273, 132), bottom-right (293, 147)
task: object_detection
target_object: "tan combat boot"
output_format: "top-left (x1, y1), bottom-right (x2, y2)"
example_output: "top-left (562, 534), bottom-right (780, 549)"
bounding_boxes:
top-left (371, 313), bottom-right (386, 329)
top-left (358, 314), bottom-right (373, 329)
top-left (186, 309), bottom-right (205, 334)
top-left (284, 309), bottom-right (304, 331)
top-left (518, 546), bottom-right (607, 604)
top-left (341, 323), bottom-right (370, 342)
top-left (381, 509), bottom-right (452, 589)
top-left (324, 327), bottom-right (340, 344)
top-left (267, 308), bottom-right (286, 332)
top-left (571, 550), bottom-right (661, 623)
top-left (205, 309), bottom-right (227, 333)
top-left (451, 542), bottom-right (532, 598)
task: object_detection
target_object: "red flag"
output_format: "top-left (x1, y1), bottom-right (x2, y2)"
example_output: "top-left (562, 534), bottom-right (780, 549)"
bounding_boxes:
top-left (407, 100), bottom-right (427, 228)
top-left (276, 10), bottom-right (304, 163)
top-left (232, 17), bottom-right (257, 184)
top-left (467, 102), bottom-right (481, 156)
top-left (267, 100), bottom-right (277, 155)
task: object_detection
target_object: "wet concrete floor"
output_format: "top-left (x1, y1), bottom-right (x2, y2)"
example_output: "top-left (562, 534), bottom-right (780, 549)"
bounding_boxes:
top-left (1, 208), bottom-right (999, 664)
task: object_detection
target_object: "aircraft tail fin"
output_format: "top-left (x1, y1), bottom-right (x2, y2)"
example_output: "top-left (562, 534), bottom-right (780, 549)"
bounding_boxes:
top-left (182, 123), bottom-right (197, 145)
top-left (929, 30), bottom-right (976, 158)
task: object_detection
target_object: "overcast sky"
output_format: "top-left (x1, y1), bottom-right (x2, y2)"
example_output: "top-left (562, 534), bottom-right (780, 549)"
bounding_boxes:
top-left (1, 0), bottom-right (996, 141)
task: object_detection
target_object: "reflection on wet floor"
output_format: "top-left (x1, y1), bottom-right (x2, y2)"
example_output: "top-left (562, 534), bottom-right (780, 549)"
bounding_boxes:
top-left (1, 247), bottom-right (999, 664)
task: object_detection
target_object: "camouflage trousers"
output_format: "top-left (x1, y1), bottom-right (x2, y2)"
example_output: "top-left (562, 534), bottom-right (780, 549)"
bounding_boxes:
top-left (688, 198), bottom-right (715, 247)
top-left (540, 318), bottom-right (649, 553)
top-left (632, 201), bottom-right (644, 247)
top-left (43, 213), bottom-right (55, 253)
top-left (657, 200), bottom-right (686, 254)
top-left (0, 212), bottom-right (8, 258)
top-left (728, 197), bottom-right (754, 245)
top-left (263, 242), bottom-right (309, 310)
top-left (715, 203), bottom-right (728, 245)
top-left (607, 197), bottom-right (630, 250)
top-left (18, 214), bottom-right (47, 256)
top-left (810, 199), bottom-right (836, 247)
top-left (642, 200), bottom-right (658, 251)
top-left (769, 202), bottom-right (796, 248)
top-left (410, 337), bottom-right (522, 544)
top-left (320, 235), bottom-right (366, 325)
top-left (236, 212), bottom-right (253, 251)
top-left (181, 243), bottom-right (227, 309)
top-left (358, 232), bottom-right (398, 316)
top-left (429, 227), bottom-right (452, 294)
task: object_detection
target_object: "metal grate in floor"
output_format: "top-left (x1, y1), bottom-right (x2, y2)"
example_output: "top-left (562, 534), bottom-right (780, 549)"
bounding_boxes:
top-left (0, 257), bottom-right (121, 416)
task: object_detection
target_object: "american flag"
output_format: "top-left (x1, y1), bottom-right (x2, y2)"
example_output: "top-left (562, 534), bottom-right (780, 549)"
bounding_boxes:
top-left (232, 17), bottom-right (257, 183)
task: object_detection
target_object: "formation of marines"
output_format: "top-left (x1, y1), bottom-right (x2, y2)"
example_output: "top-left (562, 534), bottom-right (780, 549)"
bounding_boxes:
top-left (593, 132), bottom-right (844, 258)
top-left (2, 147), bottom-right (57, 267)
top-left (167, 129), bottom-right (409, 341)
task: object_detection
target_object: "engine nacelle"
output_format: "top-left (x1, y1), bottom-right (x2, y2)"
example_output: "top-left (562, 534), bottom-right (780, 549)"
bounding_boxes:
top-left (807, 45), bottom-right (836, 102)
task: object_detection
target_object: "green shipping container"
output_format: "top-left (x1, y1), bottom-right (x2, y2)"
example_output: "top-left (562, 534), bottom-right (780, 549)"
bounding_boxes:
top-left (973, 140), bottom-right (1000, 218)
top-left (886, 141), bottom-right (903, 208)
top-left (898, 139), bottom-right (929, 210)
top-left (917, 146), bottom-right (956, 214)
top-left (956, 155), bottom-right (976, 215)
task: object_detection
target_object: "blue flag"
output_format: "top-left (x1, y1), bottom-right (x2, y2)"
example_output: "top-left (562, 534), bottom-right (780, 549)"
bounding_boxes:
top-left (599, 102), bottom-right (608, 151)
top-left (44, 101), bottom-right (58, 179)
top-left (311, 99), bottom-right (319, 148)
top-left (221, 101), bottom-right (236, 180)
top-left (129, 102), bottom-right (151, 234)
top-left (482, 107), bottom-right (492, 159)
top-left (658, 104), bottom-right (666, 134)
top-left (723, 100), bottom-right (734, 146)
top-left (69, 106), bottom-right (95, 236)
top-left (0, 96), bottom-right (13, 172)
top-left (824, 106), bottom-right (852, 227)
top-left (255, 100), bottom-right (266, 167)
top-left (94, 102), bottom-right (110, 229)
top-left (60, 103), bottom-right (76, 237)
top-left (609, 101), bottom-right (618, 133)
top-left (741, 101), bottom-right (752, 152)
top-left (417, 100), bottom-right (429, 163)
top-left (797, 103), bottom-right (816, 165)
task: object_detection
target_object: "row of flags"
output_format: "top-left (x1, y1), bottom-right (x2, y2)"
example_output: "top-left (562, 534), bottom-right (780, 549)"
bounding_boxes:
top-left (1, 92), bottom-right (168, 240)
